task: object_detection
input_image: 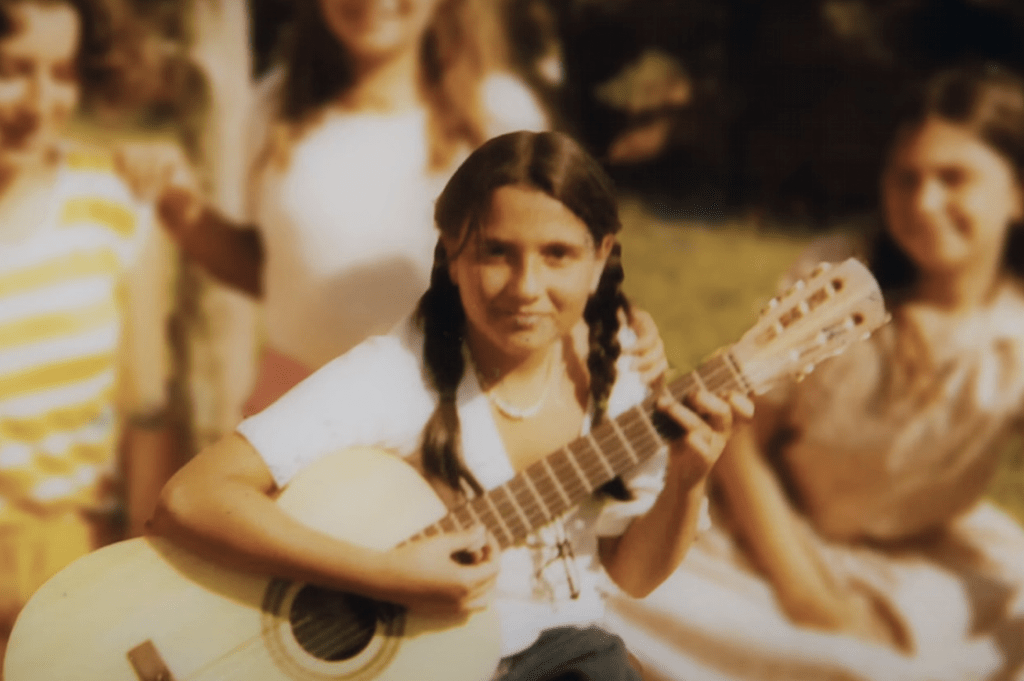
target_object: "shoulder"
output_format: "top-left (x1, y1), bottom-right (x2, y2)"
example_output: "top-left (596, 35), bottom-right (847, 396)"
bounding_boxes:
top-left (480, 72), bottom-right (549, 136)
top-left (57, 144), bottom-right (147, 243)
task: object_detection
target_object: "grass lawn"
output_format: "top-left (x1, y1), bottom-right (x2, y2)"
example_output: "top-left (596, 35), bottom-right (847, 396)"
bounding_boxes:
top-left (616, 194), bottom-right (1024, 526)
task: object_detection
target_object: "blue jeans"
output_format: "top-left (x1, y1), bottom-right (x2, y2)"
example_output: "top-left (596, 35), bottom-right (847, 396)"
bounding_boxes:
top-left (493, 626), bottom-right (643, 681)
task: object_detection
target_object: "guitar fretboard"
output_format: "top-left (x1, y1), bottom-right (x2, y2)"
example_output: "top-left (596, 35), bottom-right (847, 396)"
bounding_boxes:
top-left (407, 349), bottom-right (748, 550)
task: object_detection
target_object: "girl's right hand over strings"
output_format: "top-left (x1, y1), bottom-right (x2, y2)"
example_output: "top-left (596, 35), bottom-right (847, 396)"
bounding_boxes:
top-left (374, 525), bottom-right (500, 616)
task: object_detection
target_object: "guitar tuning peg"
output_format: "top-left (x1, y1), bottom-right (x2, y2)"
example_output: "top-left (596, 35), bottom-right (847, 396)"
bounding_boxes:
top-left (794, 363), bottom-right (816, 382)
top-left (810, 262), bottom-right (831, 277)
top-left (760, 296), bottom-right (780, 316)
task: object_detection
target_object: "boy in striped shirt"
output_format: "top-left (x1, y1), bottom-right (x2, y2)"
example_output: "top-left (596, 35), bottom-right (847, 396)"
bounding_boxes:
top-left (0, 0), bottom-right (176, 664)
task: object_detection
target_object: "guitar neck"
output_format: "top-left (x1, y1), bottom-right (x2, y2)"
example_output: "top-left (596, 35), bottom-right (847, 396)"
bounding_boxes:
top-left (407, 348), bottom-right (748, 550)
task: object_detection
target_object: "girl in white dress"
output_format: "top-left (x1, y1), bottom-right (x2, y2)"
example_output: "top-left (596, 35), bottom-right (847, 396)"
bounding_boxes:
top-left (607, 63), bottom-right (1024, 681)
top-left (148, 130), bottom-right (752, 680)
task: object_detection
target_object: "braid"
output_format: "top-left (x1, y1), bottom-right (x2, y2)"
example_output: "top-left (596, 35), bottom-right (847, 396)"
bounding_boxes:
top-left (584, 241), bottom-right (630, 425)
top-left (583, 242), bottom-right (633, 501)
top-left (416, 242), bottom-right (484, 497)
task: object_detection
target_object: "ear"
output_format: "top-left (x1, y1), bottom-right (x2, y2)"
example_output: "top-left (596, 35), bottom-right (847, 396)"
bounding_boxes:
top-left (590, 234), bottom-right (616, 293)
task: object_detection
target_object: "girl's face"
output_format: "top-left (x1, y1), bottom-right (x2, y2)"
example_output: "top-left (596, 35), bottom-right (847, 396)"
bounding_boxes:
top-left (0, 1), bottom-right (80, 168)
top-left (882, 116), bottom-right (1023, 278)
top-left (318, 0), bottom-right (441, 64)
top-left (447, 185), bottom-right (614, 366)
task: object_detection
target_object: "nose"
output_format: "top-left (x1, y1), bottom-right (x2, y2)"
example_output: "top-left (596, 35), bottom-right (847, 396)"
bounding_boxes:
top-left (23, 68), bottom-right (60, 115)
top-left (509, 254), bottom-right (543, 300)
top-left (913, 177), bottom-right (944, 217)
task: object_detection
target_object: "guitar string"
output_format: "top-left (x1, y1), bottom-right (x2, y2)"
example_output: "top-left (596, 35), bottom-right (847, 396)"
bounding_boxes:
top-left (415, 358), bottom-right (755, 548)
top-left (179, 608), bottom-right (382, 681)
top-left (412, 358), bottom-right (753, 543)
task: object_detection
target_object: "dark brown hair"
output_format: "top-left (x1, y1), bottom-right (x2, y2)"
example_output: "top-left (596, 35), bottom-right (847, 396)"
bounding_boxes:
top-left (872, 63), bottom-right (1024, 294)
top-left (416, 130), bottom-right (631, 495)
top-left (277, 0), bottom-right (508, 172)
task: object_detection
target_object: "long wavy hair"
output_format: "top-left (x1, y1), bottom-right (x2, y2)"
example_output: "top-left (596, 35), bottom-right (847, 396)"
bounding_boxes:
top-left (272, 0), bottom-right (508, 172)
top-left (415, 130), bottom-right (632, 496)
top-left (871, 63), bottom-right (1024, 297)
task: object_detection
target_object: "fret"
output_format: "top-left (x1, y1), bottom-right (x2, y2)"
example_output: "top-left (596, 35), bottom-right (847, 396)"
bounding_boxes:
top-left (562, 444), bottom-right (598, 489)
top-left (490, 486), bottom-right (530, 539)
top-left (689, 369), bottom-right (707, 392)
top-left (518, 470), bottom-right (554, 522)
top-left (700, 355), bottom-right (729, 392)
top-left (723, 351), bottom-right (751, 393)
top-left (540, 458), bottom-right (572, 510)
top-left (548, 448), bottom-right (589, 501)
top-left (526, 460), bottom-right (568, 518)
top-left (590, 423), bottom-right (633, 473)
top-left (605, 419), bottom-right (639, 469)
top-left (469, 495), bottom-right (511, 547)
top-left (668, 372), bottom-right (698, 403)
top-left (621, 407), bottom-right (662, 455)
top-left (586, 433), bottom-right (617, 479)
top-left (565, 438), bottom-right (604, 487)
top-left (454, 505), bottom-right (476, 531)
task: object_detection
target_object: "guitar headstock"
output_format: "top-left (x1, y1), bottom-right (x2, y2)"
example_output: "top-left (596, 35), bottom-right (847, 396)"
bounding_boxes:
top-left (731, 257), bottom-right (888, 395)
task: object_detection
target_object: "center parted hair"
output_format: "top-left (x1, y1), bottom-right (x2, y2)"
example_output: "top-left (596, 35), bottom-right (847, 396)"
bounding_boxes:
top-left (416, 130), bottom-right (631, 496)
top-left (279, 0), bottom-right (506, 171)
top-left (872, 62), bottom-right (1024, 294)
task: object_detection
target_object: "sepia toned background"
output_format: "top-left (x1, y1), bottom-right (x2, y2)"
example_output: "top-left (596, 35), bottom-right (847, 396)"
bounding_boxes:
top-left (72, 0), bottom-right (1024, 523)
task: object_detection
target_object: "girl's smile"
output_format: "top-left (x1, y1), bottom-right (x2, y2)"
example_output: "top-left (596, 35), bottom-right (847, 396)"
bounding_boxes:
top-left (446, 184), bottom-right (613, 372)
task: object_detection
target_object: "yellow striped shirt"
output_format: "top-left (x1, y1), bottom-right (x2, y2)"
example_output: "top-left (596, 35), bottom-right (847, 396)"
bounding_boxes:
top-left (0, 150), bottom-right (152, 522)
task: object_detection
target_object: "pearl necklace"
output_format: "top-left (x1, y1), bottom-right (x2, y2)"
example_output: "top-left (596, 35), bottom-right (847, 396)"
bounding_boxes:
top-left (475, 350), bottom-right (557, 420)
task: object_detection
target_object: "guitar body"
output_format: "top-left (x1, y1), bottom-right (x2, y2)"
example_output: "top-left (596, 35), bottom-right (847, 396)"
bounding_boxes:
top-left (4, 447), bottom-right (501, 681)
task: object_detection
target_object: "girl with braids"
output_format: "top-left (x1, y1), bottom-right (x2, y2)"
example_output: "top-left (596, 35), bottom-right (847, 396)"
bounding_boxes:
top-left (148, 130), bottom-right (752, 681)
top-left (607, 64), bottom-right (1024, 681)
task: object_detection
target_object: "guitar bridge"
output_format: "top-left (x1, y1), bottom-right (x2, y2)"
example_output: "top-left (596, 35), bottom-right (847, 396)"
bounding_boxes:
top-left (127, 640), bottom-right (176, 681)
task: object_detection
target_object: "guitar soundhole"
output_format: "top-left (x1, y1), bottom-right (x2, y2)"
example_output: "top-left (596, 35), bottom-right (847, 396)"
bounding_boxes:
top-left (289, 585), bottom-right (391, 661)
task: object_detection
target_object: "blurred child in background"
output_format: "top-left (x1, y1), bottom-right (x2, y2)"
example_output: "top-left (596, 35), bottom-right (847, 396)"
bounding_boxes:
top-left (0, 0), bottom-right (175, 664)
top-left (608, 63), bottom-right (1024, 681)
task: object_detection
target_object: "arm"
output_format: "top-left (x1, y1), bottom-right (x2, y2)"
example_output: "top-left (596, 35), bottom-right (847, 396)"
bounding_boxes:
top-left (116, 226), bottom-right (181, 537)
top-left (121, 419), bottom-right (179, 538)
top-left (115, 142), bottom-right (264, 297)
top-left (161, 192), bottom-right (265, 297)
top-left (599, 389), bottom-right (752, 597)
top-left (149, 433), bottom-right (499, 615)
top-left (713, 414), bottom-right (908, 647)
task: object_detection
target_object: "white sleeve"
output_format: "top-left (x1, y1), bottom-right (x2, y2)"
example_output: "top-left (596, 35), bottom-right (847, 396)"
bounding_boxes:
top-left (236, 333), bottom-right (436, 487)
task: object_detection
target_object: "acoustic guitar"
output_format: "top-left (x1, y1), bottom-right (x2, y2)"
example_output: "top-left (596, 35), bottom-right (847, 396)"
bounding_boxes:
top-left (4, 258), bottom-right (887, 681)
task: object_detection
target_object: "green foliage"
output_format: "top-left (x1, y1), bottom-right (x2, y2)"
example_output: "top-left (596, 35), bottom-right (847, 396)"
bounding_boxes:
top-left (617, 197), bottom-right (1024, 525)
top-left (617, 196), bottom-right (810, 371)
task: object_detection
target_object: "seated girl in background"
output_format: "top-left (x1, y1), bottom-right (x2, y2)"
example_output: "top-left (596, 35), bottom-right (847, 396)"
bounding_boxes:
top-left (148, 130), bottom-right (752, 680)
top-left (0, 0), bottom-right (175, 665)
top-left (607, 63), bottom-right (1024, 681)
